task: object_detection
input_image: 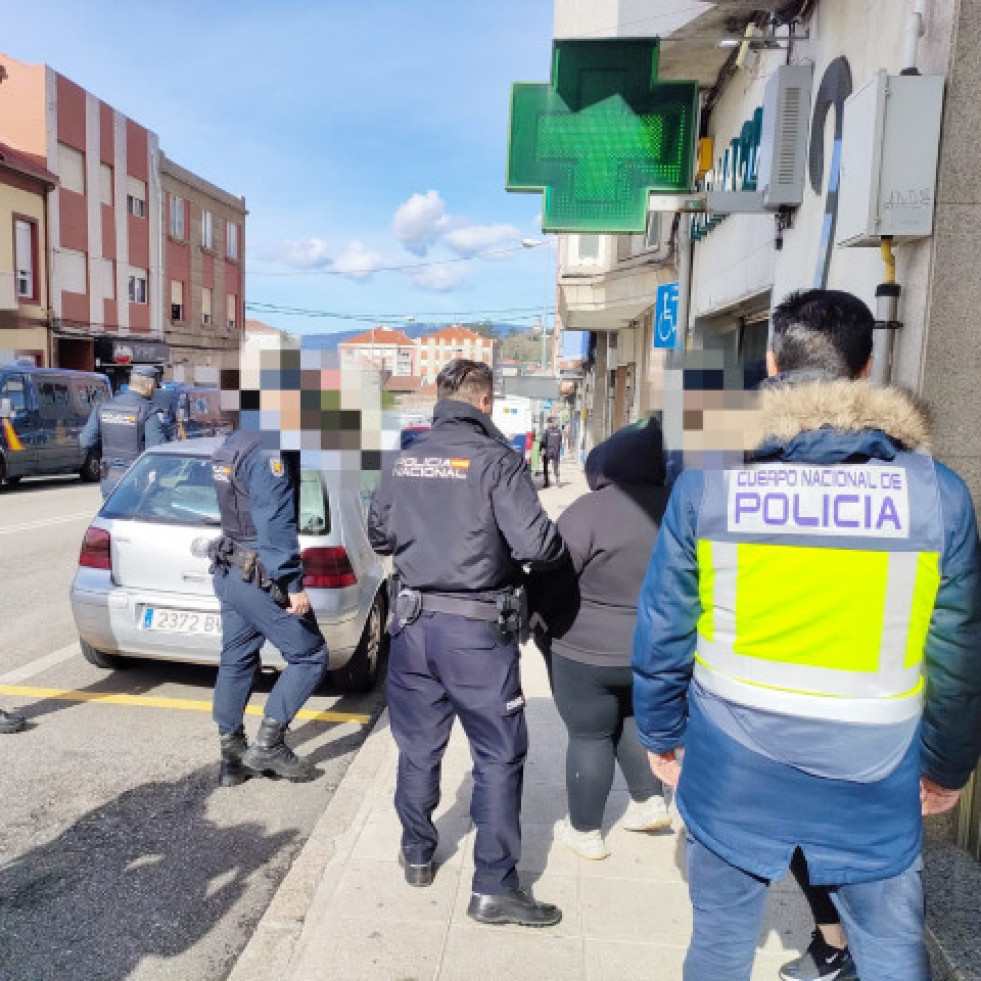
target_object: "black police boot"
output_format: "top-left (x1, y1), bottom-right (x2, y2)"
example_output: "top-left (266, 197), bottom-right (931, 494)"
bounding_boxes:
top-left (398, 851), bottom-right (435, 888)
top-left (218, 728), bottom-right (250, 787)
top-left (241, 717), bottom-right (317, 782)
top-left (466, 887), bottom-right (562, 927)
top-left (0, 709), bottom-right (26, 734)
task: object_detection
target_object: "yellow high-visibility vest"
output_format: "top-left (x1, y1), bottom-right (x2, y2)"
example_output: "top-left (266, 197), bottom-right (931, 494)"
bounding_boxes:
top-left (694, 461), bottom-right (942, 724)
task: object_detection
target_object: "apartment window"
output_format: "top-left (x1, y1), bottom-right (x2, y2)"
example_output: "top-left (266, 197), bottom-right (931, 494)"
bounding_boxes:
top-left (60, 248), bottom-right (87, 294)
top-left (226, 293), bottom-right (237, 329)
top-left (57, 143), bottom-right (85, 194)
top-left (226, 221), bottom-right (239, 260)
top-left (170, 280), bottom-right (184, 322)
top-left (577, 234), bottom-right (601, 264)
top-left (169, 195), bottom-right (186, 239)
top-left (126, 177), bottom-right (147, 218)
top-left (201, 210), bottom-right (214, 250)
top-left (202, 287), bottom-right (213, 325)
top-left (99, 163), bottom-right (113, 207)
top-left (128, 269), bottom-right (148, 304)
top-left (14, 218), bottom-right (38, 300)
top-left (100, 258), bottom-right (115, 300)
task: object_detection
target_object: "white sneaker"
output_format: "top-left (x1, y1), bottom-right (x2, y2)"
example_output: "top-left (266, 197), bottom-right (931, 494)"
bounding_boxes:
top-left (621, 796), bottom-right (671, 832)
top-left (560, 819), bottom-right (610, 860)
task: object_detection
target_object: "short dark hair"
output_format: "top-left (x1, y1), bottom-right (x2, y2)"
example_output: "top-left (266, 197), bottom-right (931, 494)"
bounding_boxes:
top-left (436, 359), bottom-right (494, 403)
top-left (770, 289), bottom-right (874, 379)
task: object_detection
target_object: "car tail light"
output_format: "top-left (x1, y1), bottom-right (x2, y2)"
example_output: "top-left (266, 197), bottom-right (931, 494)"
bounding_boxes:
top-left (79, 526), bottom-right (112, 570)
top-left (302, 546), bottom-right (357, 589)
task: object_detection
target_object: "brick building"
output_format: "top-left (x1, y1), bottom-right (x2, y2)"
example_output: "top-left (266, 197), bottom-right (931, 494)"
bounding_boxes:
top-left (161, 154), bottom-right (246, 385)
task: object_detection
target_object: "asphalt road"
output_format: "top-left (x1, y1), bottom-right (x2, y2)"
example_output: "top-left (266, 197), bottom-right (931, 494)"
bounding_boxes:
top-left (0, 475), bottom-right (386, 981)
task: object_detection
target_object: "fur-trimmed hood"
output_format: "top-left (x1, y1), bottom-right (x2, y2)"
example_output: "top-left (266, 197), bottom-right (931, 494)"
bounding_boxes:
top-left (756, 379), bottom-right (932, 454)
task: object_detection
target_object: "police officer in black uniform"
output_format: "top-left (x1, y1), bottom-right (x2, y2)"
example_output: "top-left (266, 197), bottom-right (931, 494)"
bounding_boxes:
top-left (368, 359), bottom-right (566, 927)
top-left (80, 365), bottom-right (171, 498)
top-left (208, 430), bottom-right (327, 785)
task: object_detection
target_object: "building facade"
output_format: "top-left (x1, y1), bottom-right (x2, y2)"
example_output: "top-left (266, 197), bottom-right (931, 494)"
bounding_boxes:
top-left (338, 327), bottom-right (417, 377)
top-left (161, 154), bottom-right (246, 385)
top-left (0, 51), bottom-right (245, 388)
top-left (0, 140), bottom-right (56, 365)
top-left (416, 325), bottom-right (495, 384)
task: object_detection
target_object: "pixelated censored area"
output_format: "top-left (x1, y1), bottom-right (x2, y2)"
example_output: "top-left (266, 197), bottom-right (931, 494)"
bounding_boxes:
top-left (651, 350), bottom-right (767, 471)
top-left (219, 340), bottom-right (402, 493)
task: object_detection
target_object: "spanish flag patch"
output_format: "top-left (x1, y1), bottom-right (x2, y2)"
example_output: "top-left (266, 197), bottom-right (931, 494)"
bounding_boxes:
top-left (269, 458), bottom-right (285, 477)
top-left (449, 459), bottom-right (471, 470)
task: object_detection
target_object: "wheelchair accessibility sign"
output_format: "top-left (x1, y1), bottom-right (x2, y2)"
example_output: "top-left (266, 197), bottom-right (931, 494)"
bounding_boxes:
top-left (654, 282), bottom-right (680, 349)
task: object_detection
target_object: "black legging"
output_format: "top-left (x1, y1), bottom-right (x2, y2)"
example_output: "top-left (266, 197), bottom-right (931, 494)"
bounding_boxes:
top-left (550, 654), bottom-right (662, 832)
top-left (790, 847), bottom-right (840, 924)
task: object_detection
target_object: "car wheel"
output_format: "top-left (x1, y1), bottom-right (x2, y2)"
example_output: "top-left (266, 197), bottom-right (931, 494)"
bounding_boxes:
top-left (328, 593), bottom-right (386, 693)
top-left (80, 450), bottom-right (101, 482)
top-left (80, 639), bottom-right (125, 670)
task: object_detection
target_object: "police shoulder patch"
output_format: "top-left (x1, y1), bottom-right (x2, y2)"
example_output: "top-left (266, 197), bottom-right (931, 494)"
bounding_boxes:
top-left (269, 457), bottom-right (285, 478)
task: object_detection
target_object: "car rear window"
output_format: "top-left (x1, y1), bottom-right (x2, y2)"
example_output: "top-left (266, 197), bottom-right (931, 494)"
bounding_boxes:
top-left (102, 453), bottom-right (330, 534)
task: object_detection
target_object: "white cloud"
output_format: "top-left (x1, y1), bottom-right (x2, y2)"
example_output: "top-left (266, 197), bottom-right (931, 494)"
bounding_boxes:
top-left (442, 222), bottom-right (522, 257)
top-left (392, 190), bottom-right (451, 256)
top-left (261, 237), bottom-right (332, 269)
top-left (332, 240), bottom-right (384, 281)
top-left (407, 262), bottom-right (472, 292)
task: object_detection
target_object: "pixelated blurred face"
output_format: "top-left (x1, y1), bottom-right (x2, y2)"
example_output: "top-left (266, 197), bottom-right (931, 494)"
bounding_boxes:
top-left (261, 386), bottom-right (302, 430)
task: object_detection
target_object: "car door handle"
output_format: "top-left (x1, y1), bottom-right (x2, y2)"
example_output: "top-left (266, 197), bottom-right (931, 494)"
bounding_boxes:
top-left (182, 573), bottom-right (207, 583)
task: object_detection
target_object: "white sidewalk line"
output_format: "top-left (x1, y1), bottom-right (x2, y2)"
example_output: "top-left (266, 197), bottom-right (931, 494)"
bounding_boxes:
top-left (0, 642), bottom-right (80, 684)
top-left (0, 511), bottom-right (94, 536)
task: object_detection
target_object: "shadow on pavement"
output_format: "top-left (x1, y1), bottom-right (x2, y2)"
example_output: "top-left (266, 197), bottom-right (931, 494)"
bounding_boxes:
top-left (0, 766), bottom-right (296, 981)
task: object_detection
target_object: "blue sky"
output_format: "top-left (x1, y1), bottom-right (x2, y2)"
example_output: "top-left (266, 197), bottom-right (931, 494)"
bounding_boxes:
top-left (12, 1), bottom-right (562, 337)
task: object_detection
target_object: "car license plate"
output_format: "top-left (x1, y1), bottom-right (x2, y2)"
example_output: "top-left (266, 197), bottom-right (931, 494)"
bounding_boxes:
top-left (141, 607), bottom-right (222, 635)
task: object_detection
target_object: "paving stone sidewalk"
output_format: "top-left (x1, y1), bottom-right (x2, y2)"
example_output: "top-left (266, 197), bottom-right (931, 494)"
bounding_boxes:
top-left (229, 458), bottom-right (813, 981)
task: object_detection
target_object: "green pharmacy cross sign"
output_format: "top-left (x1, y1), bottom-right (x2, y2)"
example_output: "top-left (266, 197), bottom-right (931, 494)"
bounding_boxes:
top-left (507, 39), bottom-right (699, 234)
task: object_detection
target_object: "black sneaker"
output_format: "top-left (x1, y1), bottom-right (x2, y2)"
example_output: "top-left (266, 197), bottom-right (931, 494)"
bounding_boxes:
top-left (0, 709), bottom-right (26, 734)
top-left (780, 930), bottom-right (859, 981)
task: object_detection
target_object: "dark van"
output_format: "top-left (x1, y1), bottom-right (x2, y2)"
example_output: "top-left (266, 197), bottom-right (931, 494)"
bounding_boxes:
top-left (153, 384), bottom-right (235, 439)
top-left (0, 363), bottom-right (111, 487)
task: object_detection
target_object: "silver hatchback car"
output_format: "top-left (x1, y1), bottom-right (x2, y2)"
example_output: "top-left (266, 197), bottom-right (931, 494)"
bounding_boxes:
top-left (70, 438), bottom-right (388, 692)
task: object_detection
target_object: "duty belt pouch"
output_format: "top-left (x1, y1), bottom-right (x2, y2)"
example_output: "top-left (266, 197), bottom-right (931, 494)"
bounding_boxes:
top-left (395, 588), bottom-right (423, 628)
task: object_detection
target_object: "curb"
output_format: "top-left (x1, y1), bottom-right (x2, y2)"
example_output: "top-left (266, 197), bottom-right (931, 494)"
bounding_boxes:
top-left (226, 708), bottom-right (394, 981)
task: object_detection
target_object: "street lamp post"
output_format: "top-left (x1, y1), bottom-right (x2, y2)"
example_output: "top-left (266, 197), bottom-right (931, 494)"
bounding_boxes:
top-left (522, 238), bottom-right (554, 375)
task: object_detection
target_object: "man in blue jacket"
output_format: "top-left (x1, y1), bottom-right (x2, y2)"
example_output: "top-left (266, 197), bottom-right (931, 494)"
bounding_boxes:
top-left (633, 289), bottom-right (981, 981)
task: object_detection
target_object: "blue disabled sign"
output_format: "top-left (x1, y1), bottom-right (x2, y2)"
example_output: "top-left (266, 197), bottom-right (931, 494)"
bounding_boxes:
top-left (654, 281), bottom-right (681, 349)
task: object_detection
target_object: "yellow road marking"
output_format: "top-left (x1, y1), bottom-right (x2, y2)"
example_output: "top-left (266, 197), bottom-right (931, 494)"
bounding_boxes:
top-left (0, 684), bottom-right (370, 725)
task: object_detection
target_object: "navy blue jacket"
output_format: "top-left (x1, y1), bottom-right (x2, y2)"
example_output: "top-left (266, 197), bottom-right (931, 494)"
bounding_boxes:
top-left (219, 431), bottom-right (305, 594)
top-left (368, 399), bottom-right (564, 593)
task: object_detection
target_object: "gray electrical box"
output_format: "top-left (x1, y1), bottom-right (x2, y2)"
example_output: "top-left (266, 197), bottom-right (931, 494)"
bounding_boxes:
top-left (836, 72), bottom-right (945, 247)
top-left (758, 63), bottom-right (813, 208)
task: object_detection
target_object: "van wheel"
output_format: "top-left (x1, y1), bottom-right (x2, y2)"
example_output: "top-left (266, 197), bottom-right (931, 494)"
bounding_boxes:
top-left (0, 457), bottom-right (19, 490)
top-left (80, 450), bottom-right (101, 483)
top-left (80, 639), bottom-right (125, 670)
top-left (326, 594), bottom-right (386, 693)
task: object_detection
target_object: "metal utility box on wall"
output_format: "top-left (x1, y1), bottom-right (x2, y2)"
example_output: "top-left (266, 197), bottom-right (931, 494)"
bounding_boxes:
top-left (757, 63), bottom-right (812, 208)
top-left (836, 72), bottom-right (945, 247)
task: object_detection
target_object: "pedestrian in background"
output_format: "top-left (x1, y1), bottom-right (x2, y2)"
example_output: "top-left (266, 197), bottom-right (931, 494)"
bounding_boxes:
top-left (541, 416), bottom-right (562, 488)
top-left (80, 365), bottom-right (172, 498)
top-left (368, 359), bottom-right (567, 927)
top-left (633, 289), bottom-right (981, 981)
top-left (208, 431), bottom-right (328, 785)
top-left (528, 417), bottom-right (672, 860)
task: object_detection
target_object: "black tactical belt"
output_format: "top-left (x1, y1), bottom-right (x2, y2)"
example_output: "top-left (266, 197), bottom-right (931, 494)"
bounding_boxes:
top-left (419, 594), bottom-right (498, 621)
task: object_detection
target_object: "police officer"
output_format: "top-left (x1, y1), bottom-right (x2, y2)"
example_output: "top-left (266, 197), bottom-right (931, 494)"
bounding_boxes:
top-left (368, 359), bottom-right (566, 927)
top-left (80, 365), bottom-right (171, 498)
top-left (208, 430), bottom-right (327, 785)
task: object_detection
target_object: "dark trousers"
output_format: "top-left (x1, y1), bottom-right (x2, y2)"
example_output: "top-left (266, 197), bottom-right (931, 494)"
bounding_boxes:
top-left (550, 654), bottom-right (662, 831)
top-left (212, 568), bottom-right (327, 733)
top-left (542, 454), bottom-right (560, 487)
top-left (387, 611), bottom-right (527, 894)
top-left (790, 847), bottom-right (840, 925)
